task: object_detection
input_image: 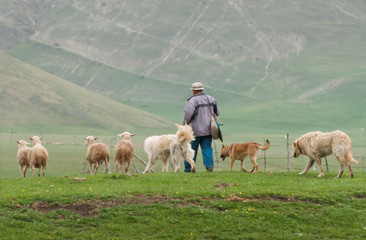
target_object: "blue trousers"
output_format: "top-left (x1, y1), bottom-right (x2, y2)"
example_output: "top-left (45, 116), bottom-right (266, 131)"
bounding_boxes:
top-left (184, 135), bottom-right (214, 172)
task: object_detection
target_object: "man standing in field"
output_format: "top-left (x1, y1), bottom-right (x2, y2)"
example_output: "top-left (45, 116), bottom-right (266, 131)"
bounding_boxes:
top-left (183, 82), bottom-right (220, 172)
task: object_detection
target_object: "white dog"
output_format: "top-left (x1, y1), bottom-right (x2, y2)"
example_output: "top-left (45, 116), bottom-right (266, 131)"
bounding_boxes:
top-left (143, 123), bottom-right (196, 173)
top-left (293, 130), bottom-right (359, 178)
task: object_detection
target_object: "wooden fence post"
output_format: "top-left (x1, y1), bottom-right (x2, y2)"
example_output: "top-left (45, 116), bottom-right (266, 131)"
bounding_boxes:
top-left (264, 139), bottom-right (267, 173)
top-left (286, 133), bottom-right (290, 172)
top-left (131, 158), bottom-right (140, 174)
top-left (324, 157), bottom-right (329, 172)
top-left (134, 154), bottom-right (155, 173)
top-left (213, 141), bottom-right (221, 171)
top-left (81, 158), bottom-right (90, 174)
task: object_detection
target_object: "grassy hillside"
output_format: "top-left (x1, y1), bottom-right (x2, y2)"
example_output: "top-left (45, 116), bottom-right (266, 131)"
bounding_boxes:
top-left (7, 40), bottom-right (366, 136)
top-left (1, 1), bottom-right (366, 141)
top-left (0, 51), bottom-right (172, 135)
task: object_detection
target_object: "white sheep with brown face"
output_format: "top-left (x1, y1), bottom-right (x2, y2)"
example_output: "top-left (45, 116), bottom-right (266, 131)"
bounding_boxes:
top-left (16, 140), bottom-right (32, 178)
top-left (114, 132), bottom-right (135, 176)
top-left (29, 136), bottom-right (48, 177)
top-left (85, 136), bottom-right (110, 175)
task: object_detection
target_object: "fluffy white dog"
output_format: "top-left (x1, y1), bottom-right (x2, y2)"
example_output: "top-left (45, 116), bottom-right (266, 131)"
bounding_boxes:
top-left (143, 123), bottom-right (196, 173)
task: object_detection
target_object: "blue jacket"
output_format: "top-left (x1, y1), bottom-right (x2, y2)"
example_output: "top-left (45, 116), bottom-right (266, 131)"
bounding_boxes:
top-left (183, 92), bottom-right (220, 137)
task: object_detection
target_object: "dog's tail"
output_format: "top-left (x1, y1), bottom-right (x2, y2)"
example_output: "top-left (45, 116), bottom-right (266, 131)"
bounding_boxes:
top-left (258, 139), bottom-right (271, 150)
top-left (345, 151), bottom-right (359, 164)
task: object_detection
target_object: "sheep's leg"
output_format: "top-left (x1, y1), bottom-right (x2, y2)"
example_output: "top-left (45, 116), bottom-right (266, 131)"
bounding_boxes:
top-left (184, 149), bottom-right (196, 173)
top-left (104, 159), bottom-right (108, 174)
top-left (125, 161), bottom-right (131, 176)
top-left (88, 162), bottom-right (93, 175)
top-left (185, 158), bottom-right (196, 173)
top-left (43, 164), bottom-right (46, 177)
top-left (22, 166), bottom-right (27, 178)
top-left (173, 161), bottom-right (180, 172)
top-left (143, 157), bottom-right (156, 174)
top-left (94, 163), bottom-right (99, 175)
top-left (38, 167), bottom-right (41, 177)
top-left (170, 156), bottom-right (180, 172)
top-left (115, 161), bottom-right (120, 174)
top-left (19, 165), bottom-right (24, 178)
top-left (31, 166), bottom-right (36, 177)
top-left (172, 157), bottom-right (180, 172)
top-left (162, 158), bottom-right (169, 172)
top-left (105, 159), bottom-right (110, 174)
top-left (24, 166), bottom-right (28, 178)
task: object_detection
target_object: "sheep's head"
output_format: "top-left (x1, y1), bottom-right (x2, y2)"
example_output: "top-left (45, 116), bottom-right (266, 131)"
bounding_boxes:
top-left (30, 136), bottom-right (42, 146)
top-left (175, 123), bottom-right (195, 143)
top-left (118, 132), bottom-right (135, 140)
top-left (85, 136), bottom-right (97, 146)
top-left (17, 140), bottom-right (30, 148)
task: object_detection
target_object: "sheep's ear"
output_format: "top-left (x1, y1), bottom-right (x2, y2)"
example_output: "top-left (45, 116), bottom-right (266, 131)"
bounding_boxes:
top-left (130, 134), bottom-right (135, 137)
top-left (178, 135), bottom-right (185, 142)
top-left (40, 137), bottom-right (43, 140)
top-left (30, 137), bottom-right (33, 140)
top-left (94, 137), bottom-right (97, 140)
top-left (118, 134), bottom-right (122, 137)
top-left (292, 141), bottom-right (297, 148)
top-left (17, 141), bottom-right (20, 144)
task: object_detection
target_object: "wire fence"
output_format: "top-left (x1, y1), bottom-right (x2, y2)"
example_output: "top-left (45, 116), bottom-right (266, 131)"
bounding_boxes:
top-left (2, 131), bottom-right (365, 177)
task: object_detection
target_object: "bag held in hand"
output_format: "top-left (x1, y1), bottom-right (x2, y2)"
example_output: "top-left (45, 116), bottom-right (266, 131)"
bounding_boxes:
top-left (210, 113), bottom-right (223, 142)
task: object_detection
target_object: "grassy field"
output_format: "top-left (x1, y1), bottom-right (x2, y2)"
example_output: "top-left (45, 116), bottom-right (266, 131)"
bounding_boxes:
top-left (1, 131), bottom-right (365, 178)
top-left (2, 130), bottom-right (366, 178)
top-left (0, 171), bottom-right (365, 239)
top-left (2, 131), bottom-right (365, 239)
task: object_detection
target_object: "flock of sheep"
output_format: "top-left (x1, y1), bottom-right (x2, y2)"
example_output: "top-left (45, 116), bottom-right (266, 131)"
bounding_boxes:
top-left (16, 132), bottom-right (136, 178)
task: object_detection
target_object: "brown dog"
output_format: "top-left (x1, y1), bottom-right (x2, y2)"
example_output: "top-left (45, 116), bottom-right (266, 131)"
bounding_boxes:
top-left (220, 140), bottom-right (270, 173)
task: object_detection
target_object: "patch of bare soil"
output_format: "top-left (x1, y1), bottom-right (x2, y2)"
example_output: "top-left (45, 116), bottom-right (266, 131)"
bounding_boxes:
top-left (26, 193), bottom-right (329, 217)
top-left (29, 194), bottom-right (189, 217)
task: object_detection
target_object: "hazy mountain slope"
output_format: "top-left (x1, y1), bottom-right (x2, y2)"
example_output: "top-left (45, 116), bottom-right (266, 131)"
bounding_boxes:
top-left (1, 0), bottom-right (366, 135)
top-left (2, 1), bottom-right (365, 91)
top-left (0, 51), bottom-right (172, 133)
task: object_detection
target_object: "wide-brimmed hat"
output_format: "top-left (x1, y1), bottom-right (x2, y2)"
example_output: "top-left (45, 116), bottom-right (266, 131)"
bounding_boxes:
top-left (191, 82), bottom-right (204, 91)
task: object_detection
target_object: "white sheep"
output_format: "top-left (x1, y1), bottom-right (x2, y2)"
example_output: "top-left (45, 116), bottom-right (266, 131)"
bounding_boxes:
top-left (29, 136), bottom-right (49, 177)
top-left (85, 136), bottom-right (110, 175)
top-left (115, 132), bottom-right (135, 175)
top-left (16, 140), bottom-right (32, 178)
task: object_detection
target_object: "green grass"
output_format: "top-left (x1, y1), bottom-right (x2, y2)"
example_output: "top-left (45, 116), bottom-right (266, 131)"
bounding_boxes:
top-left (1, 172), bottom-right (365, 239)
